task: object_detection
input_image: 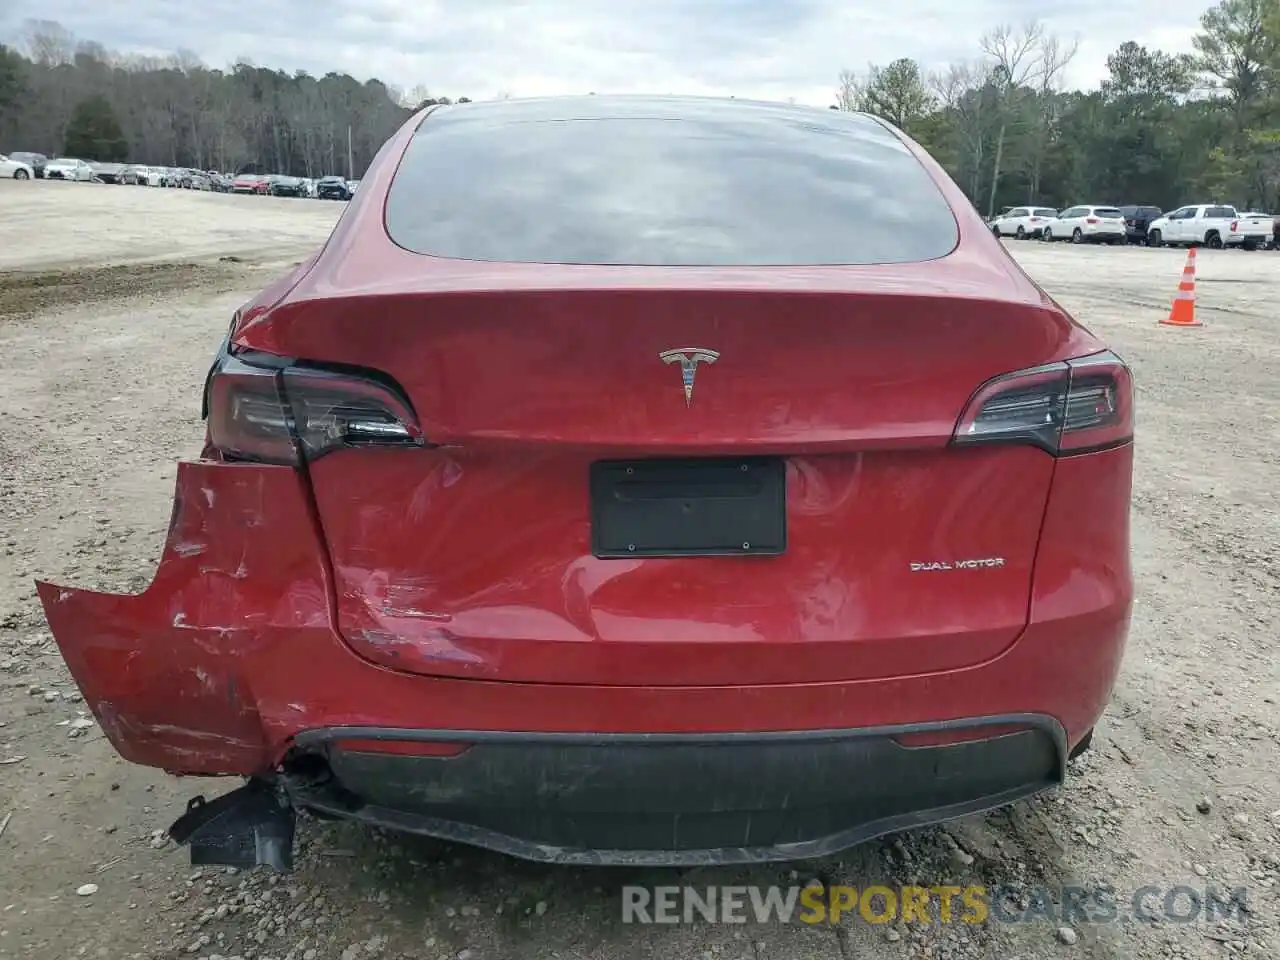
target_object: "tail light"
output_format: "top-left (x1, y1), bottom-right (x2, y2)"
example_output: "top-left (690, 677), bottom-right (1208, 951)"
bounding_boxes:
top-left (208, 353), bottom-right (424, 465)
top-left (1085, 217), bottom-right (1099, 224)
top-left (953, 351), bottom-right (1133, 456)
top-left (1230, 220), bottom-right (1239, 232)
top-left (1030, 217), bottom-right (1042, 222)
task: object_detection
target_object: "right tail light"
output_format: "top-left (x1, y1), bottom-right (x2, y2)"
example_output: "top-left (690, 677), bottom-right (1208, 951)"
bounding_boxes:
top-left (953, 351), bottom-right (1133, 456)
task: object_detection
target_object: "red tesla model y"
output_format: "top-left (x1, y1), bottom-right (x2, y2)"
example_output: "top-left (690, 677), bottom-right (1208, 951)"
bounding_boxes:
top-left (37, 95), bottom-right (1134, 869)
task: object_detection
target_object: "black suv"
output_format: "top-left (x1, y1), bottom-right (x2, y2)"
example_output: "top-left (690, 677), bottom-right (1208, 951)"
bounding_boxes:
top-left (316, 175), bottom-right (351, 201)
top-left (1118, 205), bottom-right (1163, 244)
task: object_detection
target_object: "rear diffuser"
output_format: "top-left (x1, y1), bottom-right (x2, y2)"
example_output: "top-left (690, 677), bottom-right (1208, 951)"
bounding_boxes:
top-left (168, 778), bottom-right (296, 871)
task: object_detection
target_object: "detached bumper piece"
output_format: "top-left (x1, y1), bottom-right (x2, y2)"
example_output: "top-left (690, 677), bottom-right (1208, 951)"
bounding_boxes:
top-left (281, 719), bottom-right (1065, 866)
top-left (169, 778), bottom-right (296, 871)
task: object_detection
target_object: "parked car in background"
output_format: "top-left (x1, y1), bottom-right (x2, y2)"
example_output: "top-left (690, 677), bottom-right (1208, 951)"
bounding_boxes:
top-left (178, 169), bottom-right (212, 190)
top-left (43, 157), bottom-right (96, 181)
top-left (348, 179), bottom-right (360, 195)
top-left (990, 206), bottom-right (1058, 240)
top-left (122, 165), bottom-right (163, 186)
top-left (7, 151), bottom-right (47, 178)
top-left (1117, 205), bottom-right (1162, 245)
top-left (232, 173), bottom-right (271, 195)
top-left (0, 153), bottom-right (35, 179)
top-left (1146, 204), bottom-right (1263, 249)
top-left (90, 162), bottom-right (127, 184)
top-left (209, 172), bottom-right (234, 193)
top-left (269, 176), bottom-right (307, 197)
top-left (1227, 211), bottom-right (1273, 250)
top-left (316, 175), bottom-right (352, 200)
top-left (1042, 205), bottom-right (1126, 244)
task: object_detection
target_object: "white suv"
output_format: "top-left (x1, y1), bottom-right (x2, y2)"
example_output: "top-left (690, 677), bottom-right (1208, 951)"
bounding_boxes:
top-left (990, 206), bottom-right (1059, 240)
top-left (1043, 205), bottom-right (1127, 244)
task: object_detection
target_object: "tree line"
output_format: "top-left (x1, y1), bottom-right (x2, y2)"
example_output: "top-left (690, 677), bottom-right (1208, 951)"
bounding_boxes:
top-left (834, 0), bottom-right (1280, 214)
top-left (0, 0), bottom-right (1276, 209)
top-left (0, 20), bottom-right (464, 178)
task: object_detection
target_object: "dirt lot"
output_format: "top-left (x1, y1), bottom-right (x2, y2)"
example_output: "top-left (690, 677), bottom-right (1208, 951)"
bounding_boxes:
top-left (0, 178), bottom-right (1276, 960)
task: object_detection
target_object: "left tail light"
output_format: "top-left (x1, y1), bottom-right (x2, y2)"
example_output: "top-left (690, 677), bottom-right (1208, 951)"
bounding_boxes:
top-left (208, 353), bottom-right (424, 465)
top-left (953, 351), bottom-right (1133, 456)
top-left (1085, 217), bottom-right (1100, 224)
top-left (1230, 220), bottom-right (1239, 232)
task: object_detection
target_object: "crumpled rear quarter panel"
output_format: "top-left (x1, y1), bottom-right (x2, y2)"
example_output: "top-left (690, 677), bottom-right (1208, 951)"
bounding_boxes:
top-left (36, 460), bottom-right (333, 775)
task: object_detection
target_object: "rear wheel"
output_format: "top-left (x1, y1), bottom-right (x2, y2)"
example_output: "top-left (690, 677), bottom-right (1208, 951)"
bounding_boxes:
top-left (13, 169), bottom-right (29, 180)
top-left (1206, 232), bottom-right (1223, 249)
top-left (1015, 226), bottom-right (1026, 240)
top-left (1242, 240), bottom-right (1257, 252)
top-left (991, 225), bottom-right (1002, 237)
top-left (1072, 228), bottom-right (1083, 244)
top-left (1147, 230), bottom-right (1162, 247)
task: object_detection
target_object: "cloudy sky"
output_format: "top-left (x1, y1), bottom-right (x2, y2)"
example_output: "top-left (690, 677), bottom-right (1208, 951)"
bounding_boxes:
top-left (1, 0), bottom-right (1212, 105)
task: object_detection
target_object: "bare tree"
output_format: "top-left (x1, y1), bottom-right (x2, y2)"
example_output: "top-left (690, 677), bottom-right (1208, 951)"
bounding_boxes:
top-left (835, 68), bottom-right (861, 111)
top-left (21, 19), bottom-right (74, 65)
top-left (931, 60), bottom-right (997, 199)
top-left (981, 21), bottom-right (1045, 217)
top-left (1022, 33), bottom-right (1080, 201)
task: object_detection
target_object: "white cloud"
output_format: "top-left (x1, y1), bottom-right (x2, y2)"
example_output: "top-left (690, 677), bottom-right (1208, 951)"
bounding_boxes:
top-left (0, 0), bottom-right (1211, 104)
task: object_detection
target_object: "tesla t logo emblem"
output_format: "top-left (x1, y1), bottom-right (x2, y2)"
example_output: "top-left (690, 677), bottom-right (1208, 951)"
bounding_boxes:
top-left (659, 348), bottom-right (719, 406)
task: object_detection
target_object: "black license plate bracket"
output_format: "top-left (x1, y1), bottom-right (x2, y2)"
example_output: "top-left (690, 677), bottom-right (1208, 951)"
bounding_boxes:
top-left (590, 457), bottom-right (786, 558)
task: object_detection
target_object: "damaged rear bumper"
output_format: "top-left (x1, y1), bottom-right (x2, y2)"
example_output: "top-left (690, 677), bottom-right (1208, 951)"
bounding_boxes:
top-left (39, 456), bottom-right (1128, 865)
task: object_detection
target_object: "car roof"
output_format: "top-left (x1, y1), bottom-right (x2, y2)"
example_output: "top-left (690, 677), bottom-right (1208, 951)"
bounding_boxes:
top-left (421, 93), bottom-right (897, 139)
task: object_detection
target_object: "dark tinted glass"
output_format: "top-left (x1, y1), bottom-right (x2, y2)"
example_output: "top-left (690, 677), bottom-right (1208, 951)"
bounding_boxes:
top-left (1206, 206), bottom-right (1235, 218)
top-left (385, 97), bottom-right (959, 266)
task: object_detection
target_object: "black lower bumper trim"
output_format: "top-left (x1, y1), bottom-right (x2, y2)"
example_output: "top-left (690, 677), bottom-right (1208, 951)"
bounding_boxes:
top-left (283, 716), bottom-right (1066, 866)
top-left (169, 777), bottom-right (296, 871)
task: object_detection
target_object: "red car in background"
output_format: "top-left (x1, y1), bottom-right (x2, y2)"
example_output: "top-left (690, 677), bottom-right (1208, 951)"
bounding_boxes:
top-left (37, 95), bottom-right (1134, 870)
top-left (230, 172), bottom-right (271, 195)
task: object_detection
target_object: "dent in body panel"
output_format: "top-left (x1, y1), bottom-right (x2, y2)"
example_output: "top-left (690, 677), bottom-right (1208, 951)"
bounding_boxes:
top-left (35, 459), bottom-right (333, 775)
top-left (316, 445), bottom-right (1054, 686)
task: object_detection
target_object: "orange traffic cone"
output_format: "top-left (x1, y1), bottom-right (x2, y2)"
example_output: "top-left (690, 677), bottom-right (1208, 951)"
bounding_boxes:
top-left (1161, 248), bottom-right (1202, 327)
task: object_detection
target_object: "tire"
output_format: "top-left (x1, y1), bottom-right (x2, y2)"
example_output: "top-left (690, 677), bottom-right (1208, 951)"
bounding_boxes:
top-left (1148, 230), bottom-right (1162, 247)
top-left (1015, 226), bottom-right (1026, 239)
top-left (13, 169), bottom-right (29, 180)
top-left (992, 225), bottom-right (1002, 237)
top-left (1206, 232), bottom-right (1222, 249)
top-left (1072, 228), bottom-right (1084, 244)
top-left (1242, 240), bottom-right (1257, 252)
top-left (1041, 227), bottom-right (1053, 242)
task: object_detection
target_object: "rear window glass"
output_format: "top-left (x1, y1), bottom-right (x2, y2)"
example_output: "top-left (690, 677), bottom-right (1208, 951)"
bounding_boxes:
top-left (1032, 208), bottom-right (1058, 216)
top-left (385, 100), bottom-right (960, 266)
top-left (1093, 208), bottom-right (1122, 217)
top-left (1206, 206), bottom-right (1235, 218)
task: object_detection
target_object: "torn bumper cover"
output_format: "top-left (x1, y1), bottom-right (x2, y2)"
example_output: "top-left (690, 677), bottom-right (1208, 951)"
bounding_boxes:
top-left (37, 458), bottom-right (1127, 867)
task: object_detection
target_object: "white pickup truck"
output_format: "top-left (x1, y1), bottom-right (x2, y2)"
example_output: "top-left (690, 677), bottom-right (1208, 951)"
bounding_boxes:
top-left (1147, 204), bottom-right (1272, 250)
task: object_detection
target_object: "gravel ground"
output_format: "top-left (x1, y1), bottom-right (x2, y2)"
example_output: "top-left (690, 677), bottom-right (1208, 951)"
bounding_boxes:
top-left (0, 178), bottom-right (1276, 960)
